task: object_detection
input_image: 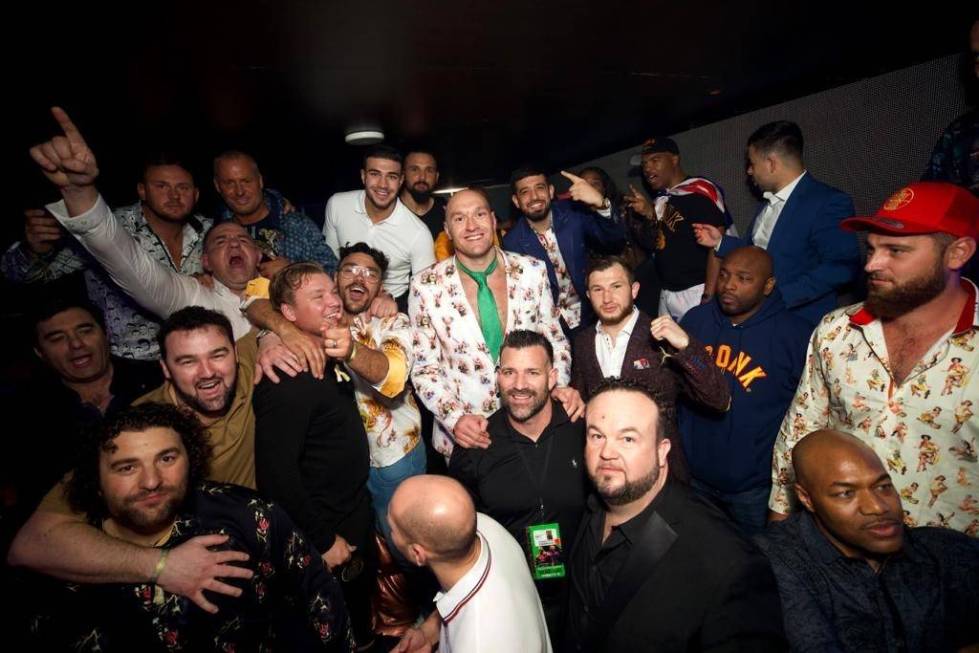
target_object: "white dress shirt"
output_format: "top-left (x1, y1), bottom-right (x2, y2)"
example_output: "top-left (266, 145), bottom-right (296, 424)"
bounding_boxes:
top-left (323, 190), bottom-right (435, 298)
top-left (751, 171), bottom-right (807, 249)
top-left (595, 307), bottom-right (640, 377)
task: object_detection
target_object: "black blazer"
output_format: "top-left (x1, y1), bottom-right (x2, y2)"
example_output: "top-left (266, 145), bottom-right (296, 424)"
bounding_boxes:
top-left (568, 481), bottom-right (787, 652)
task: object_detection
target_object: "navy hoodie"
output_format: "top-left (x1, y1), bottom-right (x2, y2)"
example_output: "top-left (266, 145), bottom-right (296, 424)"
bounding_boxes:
top-left (678, 291), bottom-right (812, 493)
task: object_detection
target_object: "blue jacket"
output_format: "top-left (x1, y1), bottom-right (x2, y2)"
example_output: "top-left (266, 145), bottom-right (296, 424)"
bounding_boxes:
top-left (678, 291), bottom-right (812, 493)
top-left (717, 174), bottom-right (860, 325)
top-left (503, 199), bottom-right (625, 326)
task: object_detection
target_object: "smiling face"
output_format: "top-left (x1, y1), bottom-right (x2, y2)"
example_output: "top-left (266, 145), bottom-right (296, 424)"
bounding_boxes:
top-left (361, 156), bottom-right (403, 212)
top-left (445, 190), bottom-right (497, 260)
top-left (511, 174), bottom-right (554, 222)
top-left (99, 426), bottom-right (189, 538)
top-left (35, 307), bottom-right (111, 385)
top-left (214, 156), bottom-right (265, 217)
top-left (337, 252), bottom-right (383, 315)
top-left (497, 344), bottom-right (557, 423)
top-left (280, 272), bottom-right (343, 336)
top-left (161, 326), bottom-right (238, 418)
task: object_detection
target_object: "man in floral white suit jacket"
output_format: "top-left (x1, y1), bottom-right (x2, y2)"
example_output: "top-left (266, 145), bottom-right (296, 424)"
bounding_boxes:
top-left (409, 188), bottom-right (582, 458)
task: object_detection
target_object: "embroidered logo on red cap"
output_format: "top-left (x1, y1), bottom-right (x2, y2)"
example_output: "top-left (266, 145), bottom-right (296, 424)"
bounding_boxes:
top-left (883, 187), bottom-right (914, 212)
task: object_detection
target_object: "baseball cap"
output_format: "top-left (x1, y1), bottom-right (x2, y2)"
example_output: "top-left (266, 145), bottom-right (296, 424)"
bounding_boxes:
top-left (628, 137), bottom-right (680, 167)
top-left (841, 182), bottom-right (979, 239)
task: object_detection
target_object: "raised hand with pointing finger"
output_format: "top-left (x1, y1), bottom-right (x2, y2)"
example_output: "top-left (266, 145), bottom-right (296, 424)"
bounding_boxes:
top-left (29, 107), bottom-right (100, 215)
top-left (560, 170), bottom-right (607, 210)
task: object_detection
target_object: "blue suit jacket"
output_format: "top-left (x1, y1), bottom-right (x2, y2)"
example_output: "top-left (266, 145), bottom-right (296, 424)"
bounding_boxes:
top-left (503, 199), bottom-right (625, 327)
top-left (717, 174), bottom-right (860, 325)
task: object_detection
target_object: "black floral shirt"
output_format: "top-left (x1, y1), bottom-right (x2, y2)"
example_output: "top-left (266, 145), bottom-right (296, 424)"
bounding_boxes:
top-left (30, 482), bottom-right (355, 652)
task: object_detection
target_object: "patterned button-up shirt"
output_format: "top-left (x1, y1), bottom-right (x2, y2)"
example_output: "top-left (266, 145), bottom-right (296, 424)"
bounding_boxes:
top-left (347, 312), bottom-right (422, 468)
top-left (409, 250), bottom-right (571, 457)
top-left (770, 280), bottom-right (979, 535)
top-left (2, 203), bottom-right (210, 360)
top-left (535, 227), bottom-right (582, 329)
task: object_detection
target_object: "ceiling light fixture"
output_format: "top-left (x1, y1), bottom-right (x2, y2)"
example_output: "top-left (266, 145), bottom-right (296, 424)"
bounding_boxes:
top-left (344, 129), bottom-right (385, 145)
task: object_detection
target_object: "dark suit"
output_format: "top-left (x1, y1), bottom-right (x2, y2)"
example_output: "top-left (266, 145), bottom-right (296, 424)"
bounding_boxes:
top-left (717, 173), bottom-right (860, 325)
top-left (571, 310), bottom-right (731, 484)
top-left (566, 481), bottom-right (786, 652)
top-left (504, 199), bottom-right (625, 327)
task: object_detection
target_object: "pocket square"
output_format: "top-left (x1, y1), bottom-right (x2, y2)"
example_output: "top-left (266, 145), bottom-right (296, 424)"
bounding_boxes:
top-left (632, 358), bottom-right (651, 370)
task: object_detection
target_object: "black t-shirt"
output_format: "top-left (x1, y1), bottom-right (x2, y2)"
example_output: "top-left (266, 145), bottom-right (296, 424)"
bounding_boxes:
top-left (412, 197), bottom-right (447, 241)
top-left (253, 366), bottom-right (372, 553)
top-left (647, 191), bottom-right (726, 291)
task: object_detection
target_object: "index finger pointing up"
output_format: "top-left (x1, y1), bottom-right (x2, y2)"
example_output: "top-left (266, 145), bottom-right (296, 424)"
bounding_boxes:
top-left (50, 106), bottom-right (88, 147)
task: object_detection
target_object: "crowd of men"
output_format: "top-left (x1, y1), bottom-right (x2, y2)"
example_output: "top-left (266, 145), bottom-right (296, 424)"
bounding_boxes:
top-left (2, 45), bottom-right (979, 652)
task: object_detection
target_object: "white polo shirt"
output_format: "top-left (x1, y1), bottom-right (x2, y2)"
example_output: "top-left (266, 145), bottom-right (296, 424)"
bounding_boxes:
top-left (323, 190), bottom-right (435, 298)
top-left (436, 513), bottom-right (552, 653)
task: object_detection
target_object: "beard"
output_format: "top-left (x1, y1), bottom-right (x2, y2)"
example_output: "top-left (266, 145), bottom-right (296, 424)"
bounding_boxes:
top-left (598, 301), bottom-right (635, 327)
top-left (591, 462), bottom-right (661, 506)
top-left (109, 478), bottom-right (188, 536)
top-left (407, 184), bottom-right (433, 204)
top-left (524, 204), bottom-right (551, 222)
top-left (501, 388), bottom-right (550, 423)
top-left (865, 258), bottom-right (946, 319)
top-left (173, 375), bottom-right (237, 418)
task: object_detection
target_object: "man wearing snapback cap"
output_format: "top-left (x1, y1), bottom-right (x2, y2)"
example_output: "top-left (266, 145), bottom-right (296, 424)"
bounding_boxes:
top-left (768, 182), bottom-right (979, 535)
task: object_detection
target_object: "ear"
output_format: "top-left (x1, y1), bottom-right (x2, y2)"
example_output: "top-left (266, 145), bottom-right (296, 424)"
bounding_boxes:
top-left (257, 173), bottom-right (264, 191)
top-left (763, 276), bottom-right (776, 296)
top-left (202, 253), bottom-right (213, 273)
top-left (160, 358), bottom-right (171, 381)
top-left (511, 194), bottom-right (520, 209)
top-left (409, 543), bottom-right (427, 567)
top-left (360, 169), bottom-right (367, 186)
top-left (33, 346), bottom-right (43, 361)
top-left (434, 170), bottom-right (441, 185)
top-left (657, 436), bottom-right (672, 468)
top-left (548, 184), bottom-right (555, 200)
top-left (192, 188), bottom-right (200, 205)
top-left (631, 281), bottom-right (640, 300)
top-left (137, 182), bottom-right (147, 202)
top-left (548, 366), bottom-right (558, 392)
top-left (213, 177), bottom-right (222, 195)
top-left (945, 237), bottom-right (976, 272)
top-left (280, 302), bottom-right (298, 324)
top-left (794, 483), bottom-right (815, 512)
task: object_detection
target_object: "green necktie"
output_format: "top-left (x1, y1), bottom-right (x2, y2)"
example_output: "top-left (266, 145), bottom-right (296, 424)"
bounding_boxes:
top-left (457, 256), bottom-right (504, 362)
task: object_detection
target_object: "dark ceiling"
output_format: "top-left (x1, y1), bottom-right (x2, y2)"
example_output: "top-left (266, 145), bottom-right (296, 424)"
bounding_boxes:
top-left (8, 1), bottom-right (975, 222)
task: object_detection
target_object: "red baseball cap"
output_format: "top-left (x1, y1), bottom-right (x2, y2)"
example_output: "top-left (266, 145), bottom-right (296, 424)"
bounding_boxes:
top-left (841, 182), bottom-right (979, 239)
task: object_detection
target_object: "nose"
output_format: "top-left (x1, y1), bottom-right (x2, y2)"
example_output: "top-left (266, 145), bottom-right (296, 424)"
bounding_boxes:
top-left (67, 331), bottom-right (86, 349)
top-left (721, 276), bottom-right (737, 294)
top-left (857, 489), bottom-right (888, 516)
top-left (140, 464), bottom-right (162, 491)
top-left (167, 186), bottom-right (180, 200)
top-left (864, 250), bottom-right (885, 274)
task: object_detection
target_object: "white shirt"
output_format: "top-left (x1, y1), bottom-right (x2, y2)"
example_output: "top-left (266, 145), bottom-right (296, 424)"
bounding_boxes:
top-left (751, 171), bottom-right (807, 249)
top-left (595, 307), bottom-right (640, 377)
top-left (48, 196), bottom-right (254, 340)
top-left (436, 513), bottom-right (552, 653)
top-left (323, 190), bottom-right (435, 298)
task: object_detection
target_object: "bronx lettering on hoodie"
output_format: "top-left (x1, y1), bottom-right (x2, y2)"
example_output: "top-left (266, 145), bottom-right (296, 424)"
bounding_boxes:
top-left (704, 344), bottom-right (767, 390)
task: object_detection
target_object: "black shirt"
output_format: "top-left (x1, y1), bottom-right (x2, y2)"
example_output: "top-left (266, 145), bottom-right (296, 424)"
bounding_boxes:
top-left (640, 190), bottom-right (725, 291)
top-left (253, 366), bottom-right (372, 552)
top-left (411, 196), bottom-right (447, 242)
top-left (449, 401), bottom-right (587, 638)
top-left (449, 401), bottom-right (588, 553)
top-left (757, 511), bottom-right (979, 653)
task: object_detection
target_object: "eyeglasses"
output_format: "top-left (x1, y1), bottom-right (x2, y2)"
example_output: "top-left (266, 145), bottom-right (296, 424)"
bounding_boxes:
top-left (338, 264), bottom-right (382, 281)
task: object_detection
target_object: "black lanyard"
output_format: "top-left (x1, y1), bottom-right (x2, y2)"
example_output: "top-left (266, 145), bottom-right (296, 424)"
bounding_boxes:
top-left (510, 422), bottom-right (556, 521)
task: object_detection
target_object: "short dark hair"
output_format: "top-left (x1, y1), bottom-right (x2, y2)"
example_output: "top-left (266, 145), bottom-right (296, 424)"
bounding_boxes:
top-left (509, 165), bottom-right (548, 195)
top-left (747, 121), bottom-right (804, 162)
top-left (339, 242), bottom-right (389, 275)
top-left (158, 307), bottom-right (234, 360)
top-left (589, 377), bottom-right (671, 442)
top-left (141, 151), bottom-right (195, 184)
top-left (362, 144), bottom-right (403, 171)
top-left (66, 402), bottom-right (212, 520)
top-left (269, 262), bottom-right (328, 309)
top-left (404, 147), bottom-right (439, 166)
top-left (500, 330), bottom-right (554, 365)
top-left (586, 256), bottom-right (635, 286)
top-left (29, 296), bottom-right (106, 347)
top-left (212, 150), bottom-right (260, 178)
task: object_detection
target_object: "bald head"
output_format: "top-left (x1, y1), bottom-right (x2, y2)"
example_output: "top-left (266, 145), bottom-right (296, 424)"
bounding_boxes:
top-left (389, 475), bottom-right (477, 563)
top-left (726, 246), bottom-right (773, 278)
top-left (793, 429), bottom-right (883, 489)
top-left (792, 429), bottom-right (904, 564)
